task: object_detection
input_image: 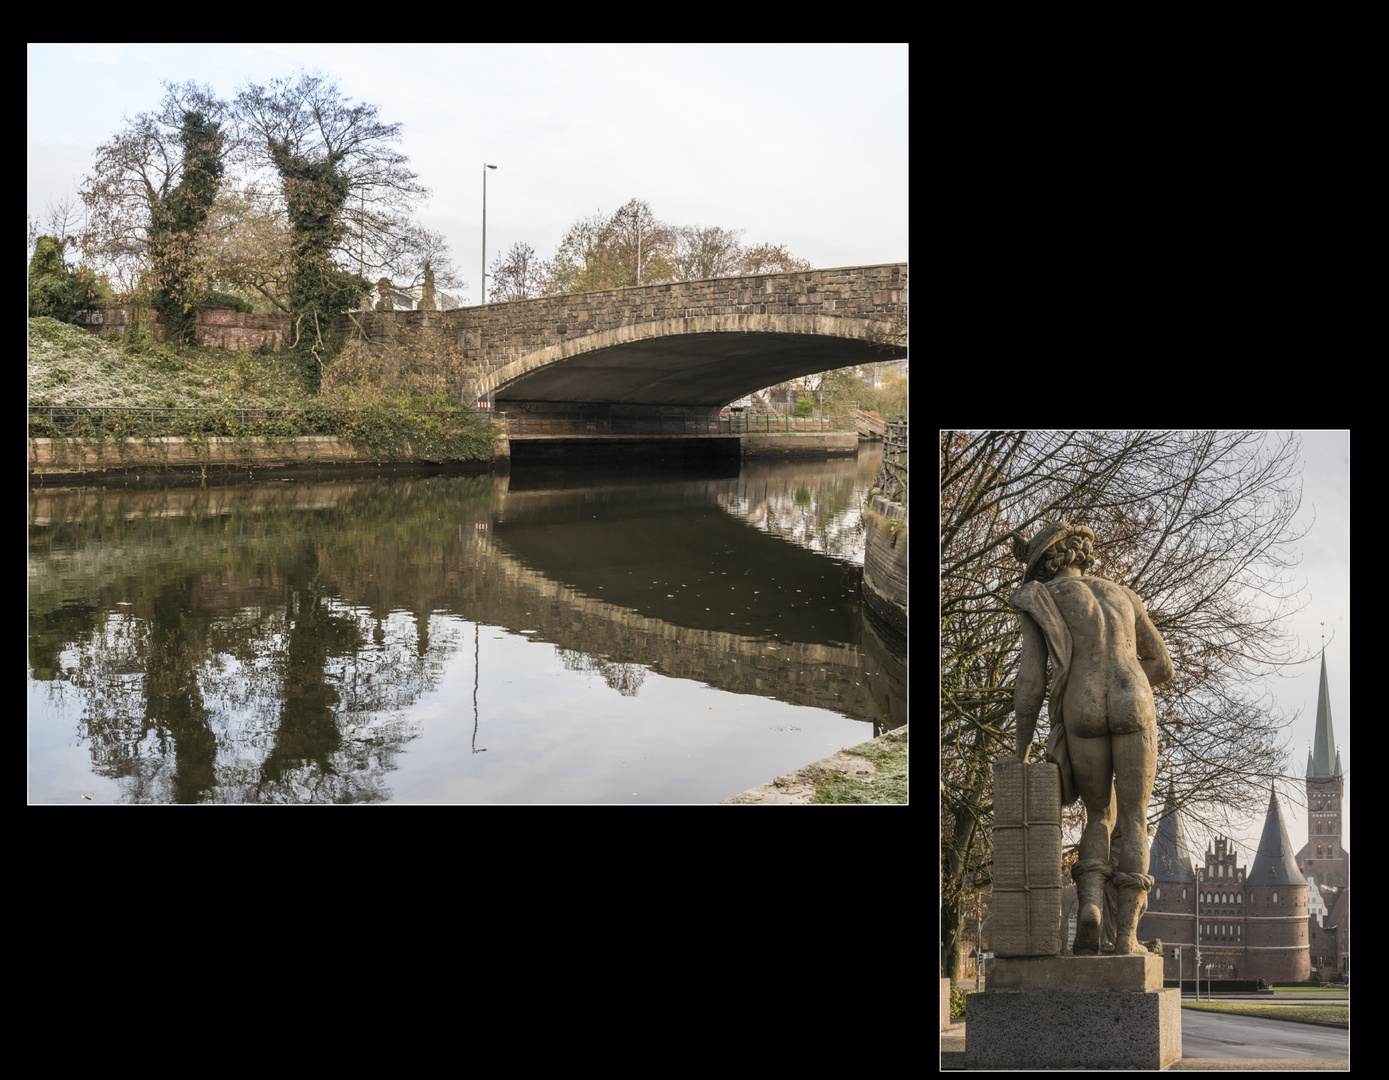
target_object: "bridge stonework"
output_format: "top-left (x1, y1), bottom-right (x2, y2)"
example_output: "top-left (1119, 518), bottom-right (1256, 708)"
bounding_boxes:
top-left (334, 263), bottom-right (906, 407)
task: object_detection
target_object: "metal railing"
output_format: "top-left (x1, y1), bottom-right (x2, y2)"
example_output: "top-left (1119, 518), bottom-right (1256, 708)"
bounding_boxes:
top-left (854, 408), bottom-right (887, 437)
top-left (498, 412), bottom-right (855, 437)
top-left (27, 405), bottom-right (328, 439)
top-left (876, 413), bottom-right (908, 505)
top-left (27, 404), bottom-right (468, 440)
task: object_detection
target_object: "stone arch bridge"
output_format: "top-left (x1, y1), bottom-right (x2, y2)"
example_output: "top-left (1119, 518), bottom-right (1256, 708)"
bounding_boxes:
top-left (340, 263), bottom-right (907, 417)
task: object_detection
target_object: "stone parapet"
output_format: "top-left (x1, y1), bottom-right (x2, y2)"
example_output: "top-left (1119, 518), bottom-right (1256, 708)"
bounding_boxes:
top-left (331, 263), bottom-right (907, 405)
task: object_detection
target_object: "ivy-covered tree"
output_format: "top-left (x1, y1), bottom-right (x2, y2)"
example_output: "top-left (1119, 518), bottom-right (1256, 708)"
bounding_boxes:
top-left (146, 109), bottom-right (226, 344)
top-left (235, 72), bottom-right (447, 387)
top-left (268, 139), bottom-right (370, 385)
top-left (80, 81), bottom-right (235, 306)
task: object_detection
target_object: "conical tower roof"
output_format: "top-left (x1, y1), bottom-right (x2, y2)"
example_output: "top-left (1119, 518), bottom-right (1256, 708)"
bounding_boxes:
top-left (1148, 785), bottom-right (1197, 884)
top-left (1249, 787), bottom-right (1307, 886)
top-left (1308, 650), bottom-right (1341, 779)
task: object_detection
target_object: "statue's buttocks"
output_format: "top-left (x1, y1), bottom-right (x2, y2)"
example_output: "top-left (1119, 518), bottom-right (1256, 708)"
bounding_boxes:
top-left (1043, 576), bottom-right (1156, 739)
top-left (1009, 520), bottom-right (1174, 958)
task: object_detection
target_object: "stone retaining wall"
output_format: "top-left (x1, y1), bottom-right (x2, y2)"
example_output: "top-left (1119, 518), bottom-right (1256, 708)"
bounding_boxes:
top-left (739, 432), bottom-right (858, 456)
top-left (29, 435), bottom-right (473, 478)
top-left (72, 307), bottom-right (290, 352)
top-left (863, 494), bottom-right (908, 633)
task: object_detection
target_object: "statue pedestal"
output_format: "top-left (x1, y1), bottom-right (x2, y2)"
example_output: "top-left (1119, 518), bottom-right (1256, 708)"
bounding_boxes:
top-left (965, 955), bottom-right (1181, 1070)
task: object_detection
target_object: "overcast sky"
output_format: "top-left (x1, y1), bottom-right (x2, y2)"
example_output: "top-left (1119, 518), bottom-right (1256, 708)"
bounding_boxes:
top-left (27, 43), bottom-right (909, 302)
top-left (1143, 431), bottom-right (1349, 880)
top-left (1229, 429), bottom-right (1350, 879)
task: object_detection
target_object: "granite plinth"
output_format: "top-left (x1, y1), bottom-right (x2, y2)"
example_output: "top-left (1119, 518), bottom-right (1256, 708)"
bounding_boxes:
top-left (989, 953), bottom-right (1163, 992)
top-left (965, 986), bottom-right (1181, 1070)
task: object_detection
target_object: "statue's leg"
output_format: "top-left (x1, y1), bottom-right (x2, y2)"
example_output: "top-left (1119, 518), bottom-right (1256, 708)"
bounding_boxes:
top-left (1110, 726), bottom-right (1158, 954)
top-left (1067, 733), bottom-right (1115, 955)
top-left (1111, 726), bottom-right (1157, 878)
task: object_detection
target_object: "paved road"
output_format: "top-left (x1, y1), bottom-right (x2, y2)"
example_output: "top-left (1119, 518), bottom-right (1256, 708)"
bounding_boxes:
top-left (1181, 1008), bottom-right (1349, 1059)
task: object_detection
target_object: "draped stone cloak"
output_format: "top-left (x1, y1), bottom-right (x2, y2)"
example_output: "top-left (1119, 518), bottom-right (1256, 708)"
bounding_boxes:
top-left (1010, 580), bottom-right (1079, 807)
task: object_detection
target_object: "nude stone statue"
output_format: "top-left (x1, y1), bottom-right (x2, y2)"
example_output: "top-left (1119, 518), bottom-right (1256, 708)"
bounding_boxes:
top-left (1008, 522), bottom-right (1174, 957)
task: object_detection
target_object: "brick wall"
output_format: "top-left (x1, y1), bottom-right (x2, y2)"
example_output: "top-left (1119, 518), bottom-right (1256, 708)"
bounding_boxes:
top-left (1244, 884), bottom-right (1310, 981)
top-left (73, 307), bottom-right (290, 352)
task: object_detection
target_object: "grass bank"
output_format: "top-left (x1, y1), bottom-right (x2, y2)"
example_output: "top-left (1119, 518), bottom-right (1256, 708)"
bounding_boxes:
top-left (809, 725), bottom-right (908, 803)
top-left (28, 318), bottom-right (494, 463)
top-left (1181, 1001), bottom-right (1348, 1027)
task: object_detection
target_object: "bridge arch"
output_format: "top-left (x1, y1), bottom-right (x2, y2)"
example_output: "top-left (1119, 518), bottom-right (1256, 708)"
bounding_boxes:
top-left (479, 311), bottom-right (904, 408)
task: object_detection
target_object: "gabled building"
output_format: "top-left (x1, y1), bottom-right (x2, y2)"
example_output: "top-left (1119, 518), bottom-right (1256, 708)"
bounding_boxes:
top-left (1138, 788), bottom-right (1310, 981)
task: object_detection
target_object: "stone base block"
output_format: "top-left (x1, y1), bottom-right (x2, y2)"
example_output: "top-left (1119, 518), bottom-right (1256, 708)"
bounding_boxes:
top-left (941, 978), bottom-right (952, 1031)
top-left (989, 953), bottom-right (1163, 992)
top-left (965, 987), bottom-right (1181, 1070)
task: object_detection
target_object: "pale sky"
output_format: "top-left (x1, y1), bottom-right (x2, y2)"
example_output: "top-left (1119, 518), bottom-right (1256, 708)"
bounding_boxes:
top-left (1189, 430), bottom-right (1350, 879)
top-left (27, 43), bottom-right (909, 302)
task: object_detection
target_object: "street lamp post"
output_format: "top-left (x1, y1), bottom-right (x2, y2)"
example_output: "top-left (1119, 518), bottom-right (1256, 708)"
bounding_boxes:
top-left (482, 163), bottom-right (497, 304)
top-left (976, 912), bottom-right (992, 992)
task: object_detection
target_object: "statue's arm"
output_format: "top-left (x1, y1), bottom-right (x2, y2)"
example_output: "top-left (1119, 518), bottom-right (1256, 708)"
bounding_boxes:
top-left (1013, 613), bottom-right (1047, 762)
top-left (1128, 588), bottom-right (1175, 687)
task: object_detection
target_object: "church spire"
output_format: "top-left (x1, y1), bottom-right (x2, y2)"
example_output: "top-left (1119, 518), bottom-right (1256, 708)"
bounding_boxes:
top-left (1307, 648), bottom-right (1340, 779)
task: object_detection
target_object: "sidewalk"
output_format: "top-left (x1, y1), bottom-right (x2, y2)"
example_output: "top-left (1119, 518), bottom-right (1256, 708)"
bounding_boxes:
top-left (941, 1016), bottom-right (1349, 1070)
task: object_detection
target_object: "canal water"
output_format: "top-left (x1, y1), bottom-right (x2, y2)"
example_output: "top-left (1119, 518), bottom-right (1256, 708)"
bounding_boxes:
top-left (28, 444), bottom-right (906, 804)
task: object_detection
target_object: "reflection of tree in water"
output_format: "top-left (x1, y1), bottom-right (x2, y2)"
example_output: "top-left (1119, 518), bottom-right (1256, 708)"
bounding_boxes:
top-left (31, 476), bottom-right (498, 803)
top-left (722, 457), bottom-right (875, 562)
top-left (557, 649), bottom-right (647, 697)
top-left (37, 578), bottom-right (466, 805)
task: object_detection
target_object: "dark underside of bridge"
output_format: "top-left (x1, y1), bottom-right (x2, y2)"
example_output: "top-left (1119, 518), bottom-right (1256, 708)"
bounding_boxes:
top-left (493, 331), bottom-right (905, 409)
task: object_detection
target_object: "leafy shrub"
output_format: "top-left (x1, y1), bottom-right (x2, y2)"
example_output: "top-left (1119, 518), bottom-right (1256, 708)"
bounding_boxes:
top-left (198, 291), bottom-right (254, 314)
top-left (29, 236), bottom-right (78, 320)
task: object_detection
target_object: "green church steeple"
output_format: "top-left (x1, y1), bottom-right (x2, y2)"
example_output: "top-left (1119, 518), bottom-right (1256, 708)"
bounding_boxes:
top-left (1307, 649), bottom-right (1341, 779)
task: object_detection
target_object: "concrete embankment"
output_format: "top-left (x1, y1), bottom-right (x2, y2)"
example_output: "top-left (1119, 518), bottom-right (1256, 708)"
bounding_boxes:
top-left (30, 430), bottom-right (855, 484)
top-left (28, 435), bottom-right (497, 484)
top-left (738, 431), bottom-right (858, 456)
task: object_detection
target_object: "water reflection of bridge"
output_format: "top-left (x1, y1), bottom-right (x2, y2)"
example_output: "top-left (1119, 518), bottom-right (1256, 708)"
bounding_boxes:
top-left (456, 529), bottom-right (874, 720)
top-left (30, 471), bottom-right (881, 730)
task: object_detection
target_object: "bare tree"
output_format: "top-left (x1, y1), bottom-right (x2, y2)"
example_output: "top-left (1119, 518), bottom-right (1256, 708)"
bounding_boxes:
top-left (671, 224), bottom-right (745, 281)
top-left (235, 71), bottom-right (455, 294)
top-left (488, 240), bottom-right (545, 301)
top-left (42, 193), bottom-right (84, 248)
top-left (939, 430), bottom-right (1313, 983)
top-left (604, 198), bottom-right (675, 287)
top-left (736, 241), bottom-right (812, 274)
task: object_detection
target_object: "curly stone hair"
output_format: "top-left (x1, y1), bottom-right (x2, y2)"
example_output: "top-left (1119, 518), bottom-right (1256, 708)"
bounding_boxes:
top-left (1033, 533), bottom-right (1096, 582)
